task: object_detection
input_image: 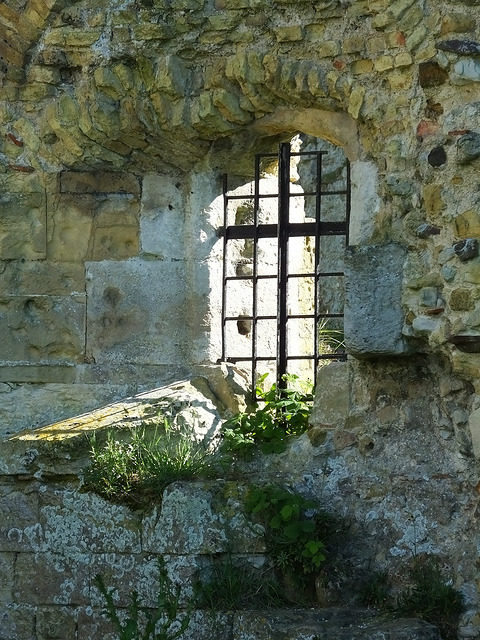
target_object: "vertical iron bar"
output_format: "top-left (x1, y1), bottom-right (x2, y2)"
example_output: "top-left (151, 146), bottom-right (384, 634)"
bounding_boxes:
top-left (345, 160), bottom-right (351, 247)
top-left (277, 143), bottom-right (290, 391)
top-left (313, 152), bottom-right (323, 388)
top-left (221, 174), bottom-right (228, 363)
top-left (252, 155), bottom-right (261, 399)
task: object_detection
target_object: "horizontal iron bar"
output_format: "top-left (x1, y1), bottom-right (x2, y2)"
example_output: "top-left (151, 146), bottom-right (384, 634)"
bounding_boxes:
top-left (294, 190), bottom-right (349, 197)
top-left (289, 151), bottom-right (329, 157)
top-left (224, 315), bottom-right (277, 322)
top-left (224, 221), bottom-right (347, 240)
top-left (316, 271), bottom-right (344, 277)
top-left (317, 313), bottom-right (344, 318)
top-left (225, 193), bottom-right (278, 201)
top-left (225, 189), bottom-right (348, 202)
top-left (225, 353), bottom-right (347, 363)
top-left (226, 356), bottom-right (276, 362)
top-left (224, 274), bottom-right (277, 282)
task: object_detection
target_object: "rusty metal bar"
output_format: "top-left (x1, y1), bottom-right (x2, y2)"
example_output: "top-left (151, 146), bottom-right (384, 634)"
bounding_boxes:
top-left (221, 173), bottom-right (228, 363)
top-left (277, 142), bottom-right (290, 390)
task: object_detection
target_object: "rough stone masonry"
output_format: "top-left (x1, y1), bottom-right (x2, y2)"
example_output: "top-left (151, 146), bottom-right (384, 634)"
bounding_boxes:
top-left (3, 0), bottom-right (480, 637)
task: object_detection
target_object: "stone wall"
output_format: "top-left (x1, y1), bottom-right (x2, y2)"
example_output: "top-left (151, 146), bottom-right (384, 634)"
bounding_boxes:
top-left (3, 1), bottom-right (480, 634)
top-left (3, 0), bottom-right (480, 431)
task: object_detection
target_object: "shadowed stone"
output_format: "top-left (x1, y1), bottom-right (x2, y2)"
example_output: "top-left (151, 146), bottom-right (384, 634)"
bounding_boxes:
top-left (344, 244), bottom-right (408, 357)
top-left (437, 39), bottom-right (480, 54)
top-left (454, 238), bottom-right (479, 261)
top-left (457, 131), bottom-right (480, 163)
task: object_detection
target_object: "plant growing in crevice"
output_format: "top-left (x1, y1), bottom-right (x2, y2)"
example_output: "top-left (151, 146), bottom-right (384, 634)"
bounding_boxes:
top-left (244, 484), bottom-right (341, 601)
top-left (220, 374), bottom-right (312, 456)
top-left (194, 552), bottom-right (288, 611)
top-left (393, 555), bottom-right (464, 640)
top-left (94, 558), bottom-right (191, 640)
top-left (83, 421), bottom-right (217, 509)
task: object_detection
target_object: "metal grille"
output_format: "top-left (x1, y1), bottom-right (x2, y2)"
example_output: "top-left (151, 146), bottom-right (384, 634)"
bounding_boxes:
top-left (220, 142), bottom-right (350, 397)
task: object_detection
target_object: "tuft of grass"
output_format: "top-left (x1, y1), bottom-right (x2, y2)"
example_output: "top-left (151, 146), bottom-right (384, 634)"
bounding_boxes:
top-left (194, 553), bottom-right (288, 611)
top-left (394, 555), bottom-right (464, 640)
top-left (358, 570), bottom-right (391, 608)
top-left (83, 422), bottom-right (217, 509)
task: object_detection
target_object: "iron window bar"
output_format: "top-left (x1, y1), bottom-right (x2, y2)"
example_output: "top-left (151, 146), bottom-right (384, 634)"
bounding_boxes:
top-left (221, 142), bottom-right (350, 399)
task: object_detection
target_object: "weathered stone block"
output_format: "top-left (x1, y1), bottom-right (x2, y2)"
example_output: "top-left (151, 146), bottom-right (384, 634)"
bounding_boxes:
top-left (0, 382), bottom-right (135, 437)
top-left (344, 244), bottom-right (408, 357)
top-left (0, 295), bottom-right (86, 364)
top-left (0, 553), bottom-right (14, 601)
top-left (0, 262), bottom-right (84, 296)
top-left (40, 490), bottom-right (141, 556)
top-left (311, 361), bottom-right (350, 428)
top-left (0, 487), bottom-right (41, 552)
top-left (140, 174), bottom-right (185, 258)
top-left (60, 172), bottom-right (140, 195)
top-left (85, 259), bottom-right (186, 365)
top-left (455, 209), bottom-right (480, 236)
top-left (142, 481), bottom-right (264, 554)
top-left (0, 192), bottom-right (46, 259)
top-left (14, 552), bottom-right (89, 605)
top-left (233, 610), bottom-right (441, 640)
top-left (36, 607), bottom-right (77, 640)
top-left (47, 195), bottom-right (95, 262)
top-left (0, 604), bottom-right (36, 640)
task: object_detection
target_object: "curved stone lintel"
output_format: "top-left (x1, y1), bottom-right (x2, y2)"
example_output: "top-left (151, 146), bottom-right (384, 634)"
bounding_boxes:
top-left (251, 107), bottom-right (361, 161)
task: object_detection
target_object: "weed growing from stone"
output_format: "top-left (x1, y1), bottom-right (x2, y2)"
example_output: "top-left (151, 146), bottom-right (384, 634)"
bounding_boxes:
top-left (394, 555), bottom-right (464, 640)
top-left (244, 484), bottom-right (340, 601)
top-left (94, 557), bottom-right (191, 640)
top-left (220, 374), bottom-right (312, 456)
top-left (194, 553), bottom-right (288, 611)
top-left (83, 422), bottom-right (216, 509)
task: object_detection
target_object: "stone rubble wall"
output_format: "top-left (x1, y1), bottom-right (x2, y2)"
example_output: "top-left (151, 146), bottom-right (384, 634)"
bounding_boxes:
top-left (0, 367), bottom-right (456, 639)
top-left (3, 0), bottom-right (480, 436)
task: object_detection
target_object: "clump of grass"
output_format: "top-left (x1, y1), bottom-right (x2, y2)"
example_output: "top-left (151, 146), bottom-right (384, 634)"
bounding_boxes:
top-left (394, 555), bottom-right (464, 640)
top-left (194, 553), bottom-right (288, 611)
top-left (83, 421), bottom-right (217, 509)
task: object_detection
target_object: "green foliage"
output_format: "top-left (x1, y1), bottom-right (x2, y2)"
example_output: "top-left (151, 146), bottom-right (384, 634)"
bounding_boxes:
top-left (194, 553), bottom-right (288, 611)
top-left (83, 422), bottom-right (216, 509)
top-left (394, 556), bottom-right (464, 640)
top-left (358, 571), bottom-right (391, 608)
top-left (94, 558), bottom-right (191, 640)
top-left (317, 318), bottom-right (345, 357)
top-left (244, 484), bottom-right (338, 598)
top-left (220, 374), bottom-right (312, 456)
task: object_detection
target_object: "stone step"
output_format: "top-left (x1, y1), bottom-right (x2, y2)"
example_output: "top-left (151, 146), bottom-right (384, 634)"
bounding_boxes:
top-left (232, 609), bottom-right (442, 640)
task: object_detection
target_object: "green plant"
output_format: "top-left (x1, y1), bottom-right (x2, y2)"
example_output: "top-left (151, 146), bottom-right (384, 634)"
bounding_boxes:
top-left (194, 553), bottom-right (287, 611)
top-left (317, 318), bottom-right (345, 357)
top-left (94, 558), bottom-right (191, 640)
top-left (83, 421), bottom-right (216, 509)
top-left (220, 374), bottom-right (312, 456)
top-left (358, 570), bottom-right (391, 608)
top-left (394, 555), bottom-right (464, 640)
top-left (244, 484), bottom-right (339, 599)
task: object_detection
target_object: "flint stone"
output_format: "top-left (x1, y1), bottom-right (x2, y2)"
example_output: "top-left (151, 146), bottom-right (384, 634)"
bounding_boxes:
top-left (418, 61), bottom-right (448, 87)
top-left (416, 223), bottom-right (441, 238)
top-left (428, 146), bottom-right (447, 167)
top-left (454, 238), bottom-right (479, 261)
top-left (437, 39), bottom-right (480, 54)
top-left (344, 244), bottom-right (408, 357)
top-left (457, 131), bottom-right (480, 163)
top-left (452, 58), bottom-right (480, 83)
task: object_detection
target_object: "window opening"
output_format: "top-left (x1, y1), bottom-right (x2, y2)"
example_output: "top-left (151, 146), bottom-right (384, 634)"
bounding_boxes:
top-left (221, 140), bottom-right (350, 399)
